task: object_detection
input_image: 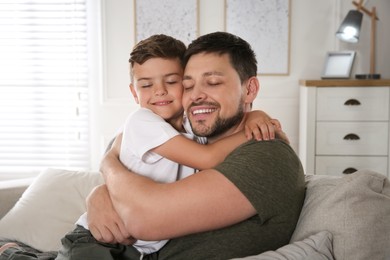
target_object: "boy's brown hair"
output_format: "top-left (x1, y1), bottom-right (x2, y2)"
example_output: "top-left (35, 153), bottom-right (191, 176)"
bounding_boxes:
top-left (129, 34), bottom-right (186, 81)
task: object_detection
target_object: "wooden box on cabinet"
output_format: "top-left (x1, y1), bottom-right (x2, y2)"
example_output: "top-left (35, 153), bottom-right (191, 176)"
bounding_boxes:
top-left (299, 79), bottom-right (390, 177)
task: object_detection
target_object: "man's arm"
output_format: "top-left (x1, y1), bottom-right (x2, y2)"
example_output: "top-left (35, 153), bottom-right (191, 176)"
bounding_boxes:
top-left (86, 184), bottom-right (135, 245)
top-left (86, 135), bottom-right (135, 244)
top-left (99, 135), bottom-right (256, 241)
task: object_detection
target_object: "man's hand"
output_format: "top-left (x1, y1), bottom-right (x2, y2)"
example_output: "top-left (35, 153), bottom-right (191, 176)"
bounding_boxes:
top-left (87, 184), bottom-right (136, 245)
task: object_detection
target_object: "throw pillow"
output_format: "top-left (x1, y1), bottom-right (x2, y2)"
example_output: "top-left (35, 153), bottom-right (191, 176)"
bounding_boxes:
top-left (0, 168), bottom-right (103, 252)
top-left (290, 170), bottom-right (390, 260)
top-left (231, 230), bottom-right (334, 260)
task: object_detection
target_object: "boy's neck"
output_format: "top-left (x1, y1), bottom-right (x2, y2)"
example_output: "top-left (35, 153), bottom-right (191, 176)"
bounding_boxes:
top-left (168, 116), bottom-right (185, 132)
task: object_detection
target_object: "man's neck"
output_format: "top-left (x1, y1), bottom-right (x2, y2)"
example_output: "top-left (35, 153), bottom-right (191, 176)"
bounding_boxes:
top-left (207, 118), bottom-right (246, 144)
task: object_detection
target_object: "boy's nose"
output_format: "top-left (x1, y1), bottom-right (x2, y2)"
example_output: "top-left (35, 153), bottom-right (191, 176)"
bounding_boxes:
top-left (154, 84), bottom-right (167, 96)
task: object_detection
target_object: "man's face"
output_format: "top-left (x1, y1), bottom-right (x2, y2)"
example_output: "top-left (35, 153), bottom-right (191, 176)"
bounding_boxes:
top-left (182, 52), bottom-right (246, 139)
top-left (131, 58), bottom-right (184, 128)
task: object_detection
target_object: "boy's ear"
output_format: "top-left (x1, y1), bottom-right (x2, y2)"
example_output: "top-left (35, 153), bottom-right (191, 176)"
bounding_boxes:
top-left (244, 76), bottom-right (260, 103)
top-left (129, 83), bottom-right (140, 104)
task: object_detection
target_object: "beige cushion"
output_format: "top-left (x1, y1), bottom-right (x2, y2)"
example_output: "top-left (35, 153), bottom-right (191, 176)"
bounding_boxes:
top-left (0, 168), bottom-right (103, 252)
top-left (0, 182), bottom-right (29, 219)
top-left (290, 170), bottom-right (390, 260)
top-left (231, 231), bottom-right (333, 260)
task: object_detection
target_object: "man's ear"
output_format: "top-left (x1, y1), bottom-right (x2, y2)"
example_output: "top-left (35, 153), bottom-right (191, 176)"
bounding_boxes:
top-left (129, 83), bottom-right (140, 104)
top-left (244, 76), bottom-right (260, 103)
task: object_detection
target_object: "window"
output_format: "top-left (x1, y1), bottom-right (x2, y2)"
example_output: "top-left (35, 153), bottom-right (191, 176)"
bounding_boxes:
top-left (0, 0), bottom-right (90, 179)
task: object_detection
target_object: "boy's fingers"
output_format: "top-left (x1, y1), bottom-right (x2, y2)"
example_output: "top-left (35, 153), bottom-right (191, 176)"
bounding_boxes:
top-left (270, 119), bottom-right (282, 130)
top-left (252, 127), bottom-right (263, 141)
top-left (258, 124), bottom-right (269, 140)
top-left (245, 125), bottom-right (262, 140)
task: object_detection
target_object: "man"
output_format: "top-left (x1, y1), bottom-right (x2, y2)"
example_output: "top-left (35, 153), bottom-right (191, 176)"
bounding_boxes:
top-left (85, 32), bottom-right (305, 259)
top-left (67, 34), bottom-right (279, 257)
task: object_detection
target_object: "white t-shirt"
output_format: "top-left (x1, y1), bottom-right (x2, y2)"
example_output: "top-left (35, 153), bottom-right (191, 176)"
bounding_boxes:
top-left (120, 107), bottom-right (196, 182)
top-left (76, 108), bottom-right (206, 255)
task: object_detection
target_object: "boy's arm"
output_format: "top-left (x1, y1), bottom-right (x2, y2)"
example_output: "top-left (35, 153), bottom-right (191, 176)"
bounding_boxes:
top-left (153, 131), bottom-right (247, 170)
top-left (154, 110), bottom-right (285, 170)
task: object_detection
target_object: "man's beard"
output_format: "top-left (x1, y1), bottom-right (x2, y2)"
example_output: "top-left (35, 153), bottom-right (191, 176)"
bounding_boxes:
top-left (189, 101), bottom-right (245, 138)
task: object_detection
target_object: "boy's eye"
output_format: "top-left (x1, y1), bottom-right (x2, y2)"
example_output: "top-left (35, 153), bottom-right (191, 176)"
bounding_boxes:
top-left (141, 84), bottom-right (152, 88)
top-left (165, 75), bottom-right (181, 85)
top-left (166, 80), bottom-right (178, 85)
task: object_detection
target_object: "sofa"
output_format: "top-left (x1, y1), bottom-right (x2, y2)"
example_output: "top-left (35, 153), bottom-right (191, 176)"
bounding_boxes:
top-left (0, 168), bottom-right (389, 260)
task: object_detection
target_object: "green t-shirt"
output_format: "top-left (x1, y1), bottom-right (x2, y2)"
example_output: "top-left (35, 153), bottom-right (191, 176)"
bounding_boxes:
top-left (157, 140), bottom-right (305, 260)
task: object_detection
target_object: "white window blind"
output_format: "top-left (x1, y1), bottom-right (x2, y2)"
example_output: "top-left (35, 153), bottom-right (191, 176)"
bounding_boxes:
top-left (0, 0), bottom-right (90, 178)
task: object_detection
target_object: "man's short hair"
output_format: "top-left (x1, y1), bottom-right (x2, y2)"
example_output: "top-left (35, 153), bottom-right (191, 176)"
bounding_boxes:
top-left (183, 32), bottom-right (257, 84)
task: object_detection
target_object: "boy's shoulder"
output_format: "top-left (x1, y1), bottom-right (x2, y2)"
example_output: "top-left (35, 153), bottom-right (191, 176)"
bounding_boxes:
top-left (127, 108), bottom-right (162, 121)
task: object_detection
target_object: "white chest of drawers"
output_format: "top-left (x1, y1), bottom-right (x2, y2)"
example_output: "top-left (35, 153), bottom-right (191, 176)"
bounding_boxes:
top-left (299, 79), bottom-right (390, 177)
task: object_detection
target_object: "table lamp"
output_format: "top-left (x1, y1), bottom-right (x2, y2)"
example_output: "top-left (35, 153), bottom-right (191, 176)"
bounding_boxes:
top-left (335, 0), bottom-right (380, 79)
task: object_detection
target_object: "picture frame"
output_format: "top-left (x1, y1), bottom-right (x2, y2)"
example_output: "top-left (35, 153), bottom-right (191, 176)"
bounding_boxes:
top-left (134, 0), bottom-right (198, 46)
top-left (225, 0), bottom-right (290, 75)
top-left (321, 51), bottom-right (356, 79)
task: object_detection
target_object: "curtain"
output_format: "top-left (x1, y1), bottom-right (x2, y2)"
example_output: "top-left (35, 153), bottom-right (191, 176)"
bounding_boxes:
top-left (0, 0), bottom-right (90, 178)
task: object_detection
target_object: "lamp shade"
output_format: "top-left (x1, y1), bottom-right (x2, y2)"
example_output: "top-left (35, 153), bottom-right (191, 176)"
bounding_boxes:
top-left (336, 10), bottom-right (363, 43)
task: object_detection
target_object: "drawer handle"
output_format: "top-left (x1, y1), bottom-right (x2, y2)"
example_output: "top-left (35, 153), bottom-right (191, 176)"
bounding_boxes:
top-left (343, 167), bottom-right (358, 174)
top-left (343, 133), bottom-right (360, 140)
top-left (344, 99), bottom-right (361, 106)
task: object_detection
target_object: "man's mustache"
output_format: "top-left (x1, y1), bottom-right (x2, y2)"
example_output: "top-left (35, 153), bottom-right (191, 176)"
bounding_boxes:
top-left (187, 101), bottom-right (219, 110)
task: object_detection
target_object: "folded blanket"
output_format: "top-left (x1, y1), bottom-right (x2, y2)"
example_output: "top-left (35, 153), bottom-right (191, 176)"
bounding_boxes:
top-left (0, 239), bottom-right (57, 259)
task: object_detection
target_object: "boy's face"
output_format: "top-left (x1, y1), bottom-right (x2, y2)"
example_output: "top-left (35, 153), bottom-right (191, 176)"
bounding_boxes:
top-left (130, 58), bottom-right (184, 126)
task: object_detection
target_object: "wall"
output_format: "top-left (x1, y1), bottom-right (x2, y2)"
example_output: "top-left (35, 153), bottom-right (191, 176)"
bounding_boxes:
top-left (89, 0), bottom-right (390, 170)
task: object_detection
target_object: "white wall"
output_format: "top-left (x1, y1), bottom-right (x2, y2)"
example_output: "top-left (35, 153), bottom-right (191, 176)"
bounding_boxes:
top-left (90, 0), bottom-right (390, 170)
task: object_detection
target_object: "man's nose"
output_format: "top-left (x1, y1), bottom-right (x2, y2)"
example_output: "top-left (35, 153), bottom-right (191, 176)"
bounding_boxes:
top-left (190, 85), bottom-right (207, 102)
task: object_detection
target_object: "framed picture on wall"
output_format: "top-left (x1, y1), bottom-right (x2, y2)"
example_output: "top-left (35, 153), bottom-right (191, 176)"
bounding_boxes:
top-left (225, 0), bottom-right (290, 75)
top-left (134, 0), bottom-right (198, 45)
top-left (321, 51), bottom-right (356, 79)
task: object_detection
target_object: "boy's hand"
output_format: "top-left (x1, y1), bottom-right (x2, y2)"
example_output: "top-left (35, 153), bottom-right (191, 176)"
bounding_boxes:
top-left (275, 125), bottom-right (290, 144)
top-left (244, 111), bottom-right (289, 144)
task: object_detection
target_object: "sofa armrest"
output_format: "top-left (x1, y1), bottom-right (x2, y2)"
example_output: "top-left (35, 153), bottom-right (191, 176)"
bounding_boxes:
top-left (0, 179), bottom-right (32, 219)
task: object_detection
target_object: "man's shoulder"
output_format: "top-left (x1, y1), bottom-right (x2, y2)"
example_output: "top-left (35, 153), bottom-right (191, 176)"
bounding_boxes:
top-left (235, 139), bottom-right (294, 155)
top-left (219, 139), bottom-right (303, 179)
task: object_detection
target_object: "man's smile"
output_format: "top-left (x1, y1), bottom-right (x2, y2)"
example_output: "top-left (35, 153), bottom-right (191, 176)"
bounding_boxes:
top-left (192, 108), bottom-right (217, 115)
